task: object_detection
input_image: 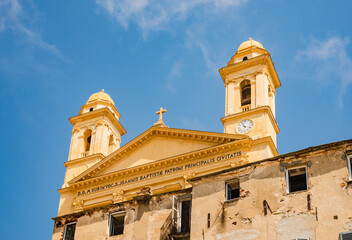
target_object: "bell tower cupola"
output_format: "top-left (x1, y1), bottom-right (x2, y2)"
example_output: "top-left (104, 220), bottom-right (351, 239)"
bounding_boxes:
top-left (62, 90), bottom-right (126, 186)
top-left (219, 38), bottom-right (281, 148)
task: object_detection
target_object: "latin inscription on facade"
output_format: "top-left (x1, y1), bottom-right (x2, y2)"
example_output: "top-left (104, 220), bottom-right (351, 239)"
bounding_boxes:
top-left (77, 151), bottom-right (241, 196)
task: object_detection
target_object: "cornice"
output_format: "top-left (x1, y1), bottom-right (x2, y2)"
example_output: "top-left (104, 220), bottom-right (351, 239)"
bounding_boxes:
top-left (79, 99), bottom-right (121, 119)
top-left (219, 54), bottom-right (281, 89)
top-left (220, 105), bottom-right (280, 134)
top-left (68, 131), bottom-right (251, 187)
top-left (64, 153), bottom-right (105, 167)
top-left (188, 139), bottom-right (352, 183)
top-left (58, 186), bottom-right (73, 194)
top-left (228, 47), bottom-right (268, 64)
top-left (69, 107), bottom-right (127, 136)
top-left (68, 127), bottom-right (247, 184)
top-left (252, 136), bottom-right (279, 156)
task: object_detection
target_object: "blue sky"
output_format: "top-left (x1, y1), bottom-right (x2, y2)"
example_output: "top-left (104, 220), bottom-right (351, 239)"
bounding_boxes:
top-left (1, 0), bottom-right (352, 239)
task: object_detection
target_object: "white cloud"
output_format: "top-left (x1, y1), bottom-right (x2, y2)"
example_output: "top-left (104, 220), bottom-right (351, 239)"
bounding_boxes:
top-left (95, 0), bottom-right (248, 37)
top-left (295, 36), bottom-right (352, 108)
top-left (167, 61), bottom-right (182, 93)
top-left (185, 28), bottom-right (218, 75)
top-left (0, 0), bottom-right (67, 60)
top-left (96, 0), bottom-right (247, 78)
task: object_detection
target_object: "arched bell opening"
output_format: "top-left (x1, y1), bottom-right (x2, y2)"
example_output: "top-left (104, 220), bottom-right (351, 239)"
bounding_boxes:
top-left (83, 129), bottom-right (92, 153)
top-left (240, 80), bottom-right (251, 107)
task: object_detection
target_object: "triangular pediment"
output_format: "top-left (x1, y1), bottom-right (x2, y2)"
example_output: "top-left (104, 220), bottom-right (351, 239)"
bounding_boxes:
top-left (69, 126), bottom-right (247, 184)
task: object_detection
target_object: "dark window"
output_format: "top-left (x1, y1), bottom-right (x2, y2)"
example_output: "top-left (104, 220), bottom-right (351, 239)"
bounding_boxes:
top-left (340, 231), bottom-right (352, 240)
top-left (287, 167), bottom-right (307, 193)
top-left (180, 200), bottom-right (191, 233)
top-left (226, 179), bottom-right (240, 200)
top-left (243, 56), bottom-right (248, 61)
top-left (89, 108), bottom-right (93, 112)
top-left (348, 155), bottom-right (352, 180)
top-left (109, 213), bottom-right (125, 236)
top-left (241, 84), bottom-right (251, 106)
top-left (86, 136), bottom-right (91, 151)
top-left (83, 129), bottom-right (92, 153)
top-left (171, 195), bottom-right (191, 234)
top-left (64, 223), bottom-right (76, 240)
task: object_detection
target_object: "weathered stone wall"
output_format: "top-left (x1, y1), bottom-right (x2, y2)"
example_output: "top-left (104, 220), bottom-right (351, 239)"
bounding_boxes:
top-left (52, 144), bottom-right (352, 240)
top-left (52, 191), bottom-right (188, 240)
top-left (191, 146), bottom-right (352, 240)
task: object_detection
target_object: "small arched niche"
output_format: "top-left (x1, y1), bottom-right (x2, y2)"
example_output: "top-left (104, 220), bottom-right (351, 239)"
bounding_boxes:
top-left (83, 129), bottom-right (92, 152)
top-left (240, 80), bottom-right (251, 106)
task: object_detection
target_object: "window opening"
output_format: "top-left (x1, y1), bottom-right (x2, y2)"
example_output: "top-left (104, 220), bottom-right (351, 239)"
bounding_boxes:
top-left (347, 155), bottom-right (352, 180)
top-left (243, 56), bottom-right (248, 61)
top-left (89, 108), bottom-right (93, 112)
top-left (172, 195), bottom-right (191, 234)
top-left (109, 212), bottom-right (125, 236)
top-left (180, 200), bottom-right (191, 233)
top-left (240, 80), bottom-right (251, 106)
top-left (340, 231), bottom-right (352, 240)
top-left (86, 136), bottom-right (91, 151)
top-left (84, 129), bottom-right (92, 152)
top-left (226, 179), bottom-right (240, 201)
top-left (286, 166), bottom-right (308, 193)
top-left (63, 222), bottom-right (76, 240)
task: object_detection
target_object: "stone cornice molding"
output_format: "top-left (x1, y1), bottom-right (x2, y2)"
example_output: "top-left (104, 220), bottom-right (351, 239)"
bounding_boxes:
top-left (251, 136), bottom-right (279, 156)
top-left (79, 99), bottom-right (121, 119)
top-left (64, 153), bottom-right (105, 167)
top-left (67, 132), bottom-right (250, 188)
top-left (221, 105), bottom-right (280, 134)
top-left (226, 73), bottom-right (256, 85)
top-left (228, 46), bottom-right (268, 64)
top-left (219, 54), bottom-right (281, 89)
top-left (69, 107), bottom-right (127, 136)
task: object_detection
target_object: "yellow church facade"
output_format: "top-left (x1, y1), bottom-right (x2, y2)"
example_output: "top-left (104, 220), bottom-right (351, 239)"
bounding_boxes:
top-left (52, 39), bottom-right (352, 240)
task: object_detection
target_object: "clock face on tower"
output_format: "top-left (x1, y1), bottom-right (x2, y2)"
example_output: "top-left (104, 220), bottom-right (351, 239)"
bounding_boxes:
top-left (236, 119), bottom-right (253, 134)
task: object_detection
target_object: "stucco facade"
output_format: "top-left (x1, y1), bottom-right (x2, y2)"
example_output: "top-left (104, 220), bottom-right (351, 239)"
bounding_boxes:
top-left (51, 39), bottom-right (352, 240)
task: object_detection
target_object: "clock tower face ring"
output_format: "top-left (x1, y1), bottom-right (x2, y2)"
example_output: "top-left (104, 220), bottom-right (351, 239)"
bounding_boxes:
top-left (236, 119), bottom-right (254, 134)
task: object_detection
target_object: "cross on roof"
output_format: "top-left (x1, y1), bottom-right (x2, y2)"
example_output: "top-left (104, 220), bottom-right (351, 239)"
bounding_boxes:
top-left (154, 107), bottom-right (167, 127)
top-left (156, 107), bottom-right (167, 121)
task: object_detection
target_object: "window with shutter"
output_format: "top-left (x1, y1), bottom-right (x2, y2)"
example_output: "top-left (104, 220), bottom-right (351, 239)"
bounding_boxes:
top-left (340, 231), bottom-right (352, 240)
top-left (171, 195), bottom-right (191, 234)
top-left (347, 155), bottom-right (352, 180)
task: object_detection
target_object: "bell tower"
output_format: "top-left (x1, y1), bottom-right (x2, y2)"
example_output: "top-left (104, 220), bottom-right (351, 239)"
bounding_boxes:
top-left (62, 90), bottom-right (126, 186)
top-left (219, 38), bottom-right (281, 148)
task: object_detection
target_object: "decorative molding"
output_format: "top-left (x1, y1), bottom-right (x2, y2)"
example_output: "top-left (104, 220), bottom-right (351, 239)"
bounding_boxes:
top-left (69, 107), bottom-right (127, 136)
top-left (68, 127), bottom-right (247, 185)
top-left (220, 54), bottom-right (281, 89)
top-left (220, 105), bottom-right (280, 134)
top-left (69, 138), bottom-right (249, 189)
top-left (183, 172), bottom-right (196, 180)
top-left (72, 127), bottom-right (80, 134)
top-left (72, 199), bottom-right (84, 212)
top-left (112, 190), bottom-right (125, 203)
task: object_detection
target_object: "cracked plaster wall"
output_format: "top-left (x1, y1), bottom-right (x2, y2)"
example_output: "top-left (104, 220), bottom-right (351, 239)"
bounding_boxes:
top-left (52, 146), bottom-right (352, 240)
top-left (191, 147), bottom-right (352, 240)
